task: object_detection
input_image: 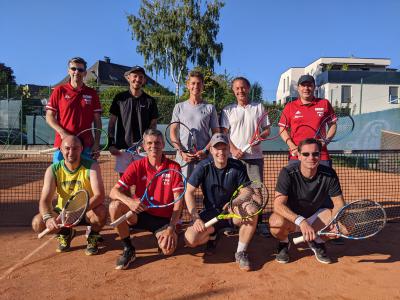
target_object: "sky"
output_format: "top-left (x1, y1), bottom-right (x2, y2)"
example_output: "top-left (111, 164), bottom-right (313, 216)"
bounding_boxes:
top-left (1, 0), bottom-right (399, 101)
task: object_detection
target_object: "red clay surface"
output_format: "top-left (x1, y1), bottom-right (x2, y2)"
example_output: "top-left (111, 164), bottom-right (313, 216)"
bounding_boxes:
top-left (1, 224), bottom-right (399, 300)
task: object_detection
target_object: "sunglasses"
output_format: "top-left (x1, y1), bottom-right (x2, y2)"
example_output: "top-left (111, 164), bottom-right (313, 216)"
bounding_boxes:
top-left (70, 67), bottom-right (86, 72)
top-left (301, 152), bottom-right (320, 157)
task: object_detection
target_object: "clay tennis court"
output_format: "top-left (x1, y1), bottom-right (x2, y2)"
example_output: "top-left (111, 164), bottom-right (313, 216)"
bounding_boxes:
top-left (1, 151), bottom-right (400, 299)
top-left (1, 224), bottom-right (399, 299)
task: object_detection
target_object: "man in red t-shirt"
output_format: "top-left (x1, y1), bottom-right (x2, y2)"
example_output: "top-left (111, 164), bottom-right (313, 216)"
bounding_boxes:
top-left (279, 75), bottom-right (336, 165)
top-left (109, 129), bottom-right (184, 270)
top-left (46, 57), bottom-right (102, 162)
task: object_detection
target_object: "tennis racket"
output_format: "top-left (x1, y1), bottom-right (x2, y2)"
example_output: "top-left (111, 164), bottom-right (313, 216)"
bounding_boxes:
top-left (76, 128), bottom-right (109, 156)
top-left (123, 138), bottom-right (147, 157)
top-left (109, 168), bottom-right (187, 227)
top-left (288, 124), bottom-right (318, 156)
top-left (242, 109), bottom-right (287, 152)
top-left (205, 181), bottom-right (269, 228)
top-left (316, 111), bottom-right (355, 144)
top-left (293, 199), bottom-right (387, 245)
top-left (165, 121), bottom-right (198, 167)
top-left (38, 189), bottom-right (90, 239)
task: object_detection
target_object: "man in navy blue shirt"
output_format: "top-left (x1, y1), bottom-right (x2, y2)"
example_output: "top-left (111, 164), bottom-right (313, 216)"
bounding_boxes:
top-left (184, 133), bottom-right (258, 271)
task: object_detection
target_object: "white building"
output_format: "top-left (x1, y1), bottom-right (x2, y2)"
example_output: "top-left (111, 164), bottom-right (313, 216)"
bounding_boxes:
top-left (276, 57), bottom-right (400, 114)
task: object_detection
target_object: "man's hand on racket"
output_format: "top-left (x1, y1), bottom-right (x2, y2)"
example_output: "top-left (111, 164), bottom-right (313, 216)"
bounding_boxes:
top-left (231, 147), bottom-right (244, 159)
top-left (127, 198), bottom-right (148, 214)
top-left (180, 150), bottom-right (198, 163)
top-left (91, 141), bottom-right (101, 160)
top-left (298, 220), bottom-right (316, 242)
top-left (194, 149), bottom-right (208, 160)
top-left (44, 216), bottom-right (59, 232)
top-left (192, 218), bottom-right (207, 233)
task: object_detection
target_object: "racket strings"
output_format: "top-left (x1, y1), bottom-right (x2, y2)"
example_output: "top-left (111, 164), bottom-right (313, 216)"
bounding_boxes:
top-left (336, 200), bottom-right (386, 238)
top-left (63, 207), bottom-right (86, 225)
top-left (231, 185), bottom-right (268, 218)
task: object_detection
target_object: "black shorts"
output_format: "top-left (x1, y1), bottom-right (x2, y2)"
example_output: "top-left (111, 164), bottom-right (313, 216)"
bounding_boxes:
top-left (53, 207), bottom-right (89, 226)
top-left (199, 208), bottom-right (232, 232)
top-left (130, 212), bottom-right (170, 234)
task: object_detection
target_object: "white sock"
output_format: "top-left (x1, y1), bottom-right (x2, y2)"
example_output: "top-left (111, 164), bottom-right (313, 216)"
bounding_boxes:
top-left (237, 241), bottom-right (248, 253)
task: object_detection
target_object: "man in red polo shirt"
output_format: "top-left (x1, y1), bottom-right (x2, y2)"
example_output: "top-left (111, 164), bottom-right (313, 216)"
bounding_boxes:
top-left (109, 129), bottom-right (184, 270)
top-left (279, 75), bottom-right (335, 166)
top-left (46, 57), bottom-right (102, 162)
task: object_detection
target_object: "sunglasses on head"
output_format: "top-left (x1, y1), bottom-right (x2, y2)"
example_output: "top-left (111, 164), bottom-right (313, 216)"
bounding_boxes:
top-left (70, 67), bottom-right (85, 72)
top-left (301, 152), bottom-right (320, 157)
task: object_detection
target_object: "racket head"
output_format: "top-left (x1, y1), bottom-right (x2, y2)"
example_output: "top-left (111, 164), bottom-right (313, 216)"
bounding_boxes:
top-left (126, 139), bottom-right (147, 157)
top-left (317, 112), bottom-right (355, 143)
top-left (229, 181), bottom-right (269, 220)
top-left (165, 121), bottom-right (197, 153)
top-left (320, 199), bottom-right (387, 239)
top-left (76, 128), bottom-right (109, 154)
top-left (61, 189), bottom-right (90, 227)
top-left (142, 168), bottom-right (187, 208)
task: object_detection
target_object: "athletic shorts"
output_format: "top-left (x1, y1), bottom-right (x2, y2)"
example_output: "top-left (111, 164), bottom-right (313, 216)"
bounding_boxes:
top-left (199, 208), bottom-right (232, 232)
top-left (129, 212), bottom-right (170, 234)
top-left (295, 208), bottom-right (328, 232)
top-left (241, 158), bottom-right (264, 182)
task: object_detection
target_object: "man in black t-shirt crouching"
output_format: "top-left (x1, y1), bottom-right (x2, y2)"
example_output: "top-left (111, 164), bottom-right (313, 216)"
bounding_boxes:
top-left (269, 138), bottom-right (345, 264)
top-left (184, 133), bottom-right (259, 272)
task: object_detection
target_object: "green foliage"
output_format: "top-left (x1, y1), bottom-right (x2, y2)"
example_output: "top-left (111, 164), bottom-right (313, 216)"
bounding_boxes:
top-left (250, 82), bottom-right (263, 102)
top-left (128, 0), bottom-right (224, 97)
top-left (99, 86), bottom-right (128, 117)
top-left (0, 63), bottom-right (18, 99)
top-left (155, 95), bottom-right (176, 123)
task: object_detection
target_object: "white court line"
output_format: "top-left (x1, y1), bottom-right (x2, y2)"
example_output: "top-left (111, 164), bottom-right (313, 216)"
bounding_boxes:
top-left (0, 236), bottom-right (54, 281)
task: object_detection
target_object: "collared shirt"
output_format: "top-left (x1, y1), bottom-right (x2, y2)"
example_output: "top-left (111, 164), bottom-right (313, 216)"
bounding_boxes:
top-left (46, 82), bottom-right (102, 148)
top-left (279, 98), bottom-right (334, 160)
top-left (118, 156), bottom-right (184, 218)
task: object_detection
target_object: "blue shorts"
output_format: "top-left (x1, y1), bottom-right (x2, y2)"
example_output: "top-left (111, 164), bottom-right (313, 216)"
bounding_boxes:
top-left (52, 147), bottom-right (93, 163)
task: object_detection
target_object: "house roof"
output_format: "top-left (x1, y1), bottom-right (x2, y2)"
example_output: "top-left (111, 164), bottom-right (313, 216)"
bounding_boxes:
top-left (55, 60), bottom-right (161, 88)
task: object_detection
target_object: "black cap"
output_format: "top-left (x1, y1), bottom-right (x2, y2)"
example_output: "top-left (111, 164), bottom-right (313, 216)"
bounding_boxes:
top-left (124, 66), bottom-right (146, 77)
top-left (297, 75), bottom-right (315, 85)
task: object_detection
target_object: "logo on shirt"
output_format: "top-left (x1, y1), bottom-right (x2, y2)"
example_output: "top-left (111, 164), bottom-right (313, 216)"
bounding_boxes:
top-left (141, 175), bottom-right (147, 181)
top-left (316, 112), bottom-right (324, 117)
top-left (83, 95), bottom-right (92, 105)
top-left (315, 108), bottom-right (324, 111)
top-left (295, 110), bottom-right (301, 115)
top-left (65, 95), bottom-right (71, 99)
top-left (294, 110), bottom-right (303, 119)
top-left (161, 173), bottom-right (171, 185)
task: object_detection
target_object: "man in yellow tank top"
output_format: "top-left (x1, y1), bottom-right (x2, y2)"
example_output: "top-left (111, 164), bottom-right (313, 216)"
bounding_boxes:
top-left (32, 136), bottom-right (106, 255)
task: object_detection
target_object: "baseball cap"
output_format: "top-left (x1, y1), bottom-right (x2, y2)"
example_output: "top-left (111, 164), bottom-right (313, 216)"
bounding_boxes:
top-left (210, 133), bottom-right (229, 147)
top-left (297, 75), bottom-right (315, 85)
top-left (124, 66), bottom-right (146, 77)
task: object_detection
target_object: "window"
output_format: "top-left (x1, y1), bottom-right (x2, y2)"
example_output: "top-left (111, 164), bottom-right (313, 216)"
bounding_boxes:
top-left (389, 86), bottom-right (399, 104)
top-left (341, 85), bottom-right (351, 103)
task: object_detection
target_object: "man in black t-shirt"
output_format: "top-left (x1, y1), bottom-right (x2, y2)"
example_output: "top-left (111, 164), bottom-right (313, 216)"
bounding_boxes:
top-left (269, 138), bottom-right (345, 264)
top-left (184, 133), bottom-right (258, 272)
top-left (108, 66), bottom-right (159, 175)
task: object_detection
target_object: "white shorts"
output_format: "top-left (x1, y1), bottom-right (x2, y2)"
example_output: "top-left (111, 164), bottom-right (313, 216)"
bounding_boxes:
top-left (114, 151), bottom-right (142, 174)
top-left (295, 208), bottom-right (328, 232)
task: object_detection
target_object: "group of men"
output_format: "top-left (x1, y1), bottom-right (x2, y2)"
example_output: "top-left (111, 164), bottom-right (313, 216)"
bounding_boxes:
top-left (32, 57), bottom-right (345, 271)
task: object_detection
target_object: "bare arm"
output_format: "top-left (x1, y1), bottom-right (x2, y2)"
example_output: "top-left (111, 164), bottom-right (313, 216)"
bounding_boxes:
top-left (89, 162), bottom-right (105, 210)
top-left (93, 112), bottom-right (102, 145)
top-left (169, 191), bottom-right (183, 228)
top-left (39, 167), bottom-right (59, 231)
top-left (46, 110), bottom-right (69, 140)
top-left (109, 183), bottom-right (147, 213)
top-left (280, 128), bottom-right (297, 156)
top-left (325, 122), bottom-right (337, 143)
top-left (185, 183), bottom-right (199, 220)
top-left (330, 194), bottom-right (345, 218)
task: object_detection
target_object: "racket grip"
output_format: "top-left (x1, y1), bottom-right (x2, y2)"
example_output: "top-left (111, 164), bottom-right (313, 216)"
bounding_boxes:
top-left (204, 217), bottom-right (218, 228)
top-left (241, 144), bottom-right (251, 152)
top-left (292, 235), bottom-right (306, 245)
top-left (38, 228), bottom-right (50, 239)
top-left (110, 211), bottom-right (133, 228)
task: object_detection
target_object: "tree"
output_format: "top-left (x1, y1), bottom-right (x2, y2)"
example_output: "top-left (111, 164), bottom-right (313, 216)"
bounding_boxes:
top-left (0, 63), bottom-right (17, 99)
top-left (127, 0), bottom-right (224, 100)
top-left (250, 82), bottom-right (263, 102)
